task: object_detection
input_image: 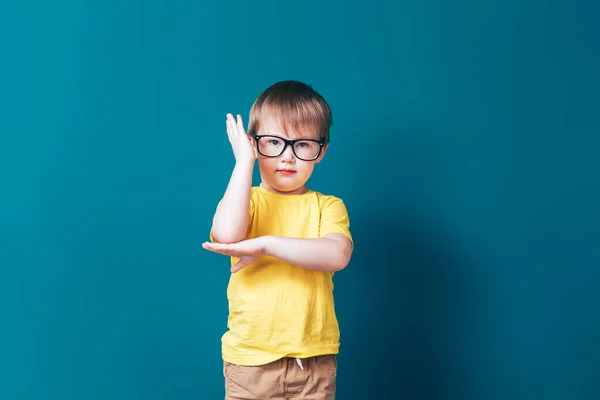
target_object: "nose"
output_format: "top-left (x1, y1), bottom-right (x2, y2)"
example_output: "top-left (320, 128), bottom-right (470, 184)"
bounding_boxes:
top-left (280, 143), bottom-right (296, 162)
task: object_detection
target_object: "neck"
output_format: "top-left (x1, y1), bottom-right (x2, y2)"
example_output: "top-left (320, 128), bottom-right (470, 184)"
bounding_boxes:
top-left (261, 181), bottom-right (308, 195)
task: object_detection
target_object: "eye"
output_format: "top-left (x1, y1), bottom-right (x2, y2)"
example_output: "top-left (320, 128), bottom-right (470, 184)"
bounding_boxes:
top-left (296, 141), bottom-right (315, 148)
top-left (268, 139), bottom-right (281, 146)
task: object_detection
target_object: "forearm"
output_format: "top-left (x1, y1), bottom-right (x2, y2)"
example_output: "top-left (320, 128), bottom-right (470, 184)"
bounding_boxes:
top-left (262, 235), bottom-right (352, 272)
top-left (211, 161), bottom-right (253, 243)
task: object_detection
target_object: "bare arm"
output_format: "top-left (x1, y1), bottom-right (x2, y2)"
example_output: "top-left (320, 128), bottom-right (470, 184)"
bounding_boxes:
top-left (263, 234), bottom-right (353, 272)
top-left (210, 162), bottom-right (253, 243)
top-left (202, 233), bottom-right (353, 273)
top-left (210, 114), bottom-right (256, 244)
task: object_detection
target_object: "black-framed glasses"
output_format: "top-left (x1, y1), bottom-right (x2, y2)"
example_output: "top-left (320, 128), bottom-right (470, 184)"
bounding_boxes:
top-left (252, 134), bottom-right (325, 161)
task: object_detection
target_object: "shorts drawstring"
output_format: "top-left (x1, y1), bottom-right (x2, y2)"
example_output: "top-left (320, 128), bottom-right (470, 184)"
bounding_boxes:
top-left (295, 358), bottom-right (304, 370)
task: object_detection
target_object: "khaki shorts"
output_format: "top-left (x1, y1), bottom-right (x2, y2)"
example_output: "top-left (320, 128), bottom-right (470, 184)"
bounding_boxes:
top-left (224, 354), bottom-right (337, 400)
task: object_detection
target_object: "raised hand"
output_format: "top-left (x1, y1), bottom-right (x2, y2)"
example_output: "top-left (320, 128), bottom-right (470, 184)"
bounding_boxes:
top-left (226, 113), bottom-right (256, 165)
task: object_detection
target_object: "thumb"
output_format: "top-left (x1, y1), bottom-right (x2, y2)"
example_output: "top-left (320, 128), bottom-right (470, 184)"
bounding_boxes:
top-left (231, 257), bottom-right (252, 273)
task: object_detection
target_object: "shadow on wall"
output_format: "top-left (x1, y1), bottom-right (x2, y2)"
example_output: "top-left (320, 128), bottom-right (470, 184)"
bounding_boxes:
top-left (336, 202), bottom-right (488, 400)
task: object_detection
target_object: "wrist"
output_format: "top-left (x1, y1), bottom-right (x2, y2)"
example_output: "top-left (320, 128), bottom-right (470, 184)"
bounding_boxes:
top-left (260, 235), bottom-right (276, 257)
top-left (234, 158), bottom-right (255, 172)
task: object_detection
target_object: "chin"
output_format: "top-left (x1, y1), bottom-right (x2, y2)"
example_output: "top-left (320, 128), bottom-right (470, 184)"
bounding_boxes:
top-left (267, 178), bottom-right (306, 193)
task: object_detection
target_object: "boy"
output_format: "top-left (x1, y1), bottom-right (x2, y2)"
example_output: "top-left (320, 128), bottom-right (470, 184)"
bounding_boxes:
top-left (202, 80), bottom-right (353, 400)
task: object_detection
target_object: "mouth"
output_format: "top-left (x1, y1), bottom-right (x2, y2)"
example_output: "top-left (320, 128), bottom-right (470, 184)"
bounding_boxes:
top-left (276, 169), bottom-right (297, 175)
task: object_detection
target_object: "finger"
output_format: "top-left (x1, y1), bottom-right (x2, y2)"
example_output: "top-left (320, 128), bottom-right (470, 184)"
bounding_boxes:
top-left (205, 247), bottom-right (236, 257)
top-left (207, 245), bottom-right (241, 257)
top-left (226, 118), bottom-right (233, 140)
top-left (236, 114), bottom-right (246, 135)
top-left (226, 114), bottom-right (237, 137)
top-left (227, 114), bottom-right (237, 139)
top-left (203, 241), bottom-right (224, 250)
top-left (231, 259), bottom-right (249, 273)
top-left (225, 113), bottom-right (234, 139)
top-left (202, 242), bottom-right (229, 254)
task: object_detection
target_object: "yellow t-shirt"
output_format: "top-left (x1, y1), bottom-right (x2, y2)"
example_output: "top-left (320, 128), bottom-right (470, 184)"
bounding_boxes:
top-left (211, 183), bottom-right (353, 366)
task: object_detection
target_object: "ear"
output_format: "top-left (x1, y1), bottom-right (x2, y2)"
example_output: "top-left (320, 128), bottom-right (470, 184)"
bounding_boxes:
top-left (315, 144), bottom-right (328, 164)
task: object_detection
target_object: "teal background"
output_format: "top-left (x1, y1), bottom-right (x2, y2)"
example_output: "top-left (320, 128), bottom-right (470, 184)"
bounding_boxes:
top-left (1, 0), bottom-right (599, 399)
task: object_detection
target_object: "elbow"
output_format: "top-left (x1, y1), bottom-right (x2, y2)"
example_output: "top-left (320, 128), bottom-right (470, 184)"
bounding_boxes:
top-left (210, 217), bottom-right (247, 244)
top-left (323, 235), bottom-right (353, 272)
top-left (331, 247), bottom-right (352, 272)
top-left (210, 229), bottom-right (244, 244)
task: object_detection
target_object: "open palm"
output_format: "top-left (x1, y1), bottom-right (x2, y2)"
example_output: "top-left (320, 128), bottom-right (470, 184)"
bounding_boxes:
top-left (202, 238), bottom-right (265, 273)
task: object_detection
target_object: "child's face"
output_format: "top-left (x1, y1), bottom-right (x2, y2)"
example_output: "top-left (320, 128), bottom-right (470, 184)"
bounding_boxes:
top-left (255, 116), bottom-right (327, 195)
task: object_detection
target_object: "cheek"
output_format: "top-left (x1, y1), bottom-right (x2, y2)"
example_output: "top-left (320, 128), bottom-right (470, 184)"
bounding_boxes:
top-left (297, 162), bottom-right (315, 176)
top-left (258, 156), bottom-right (276, 170)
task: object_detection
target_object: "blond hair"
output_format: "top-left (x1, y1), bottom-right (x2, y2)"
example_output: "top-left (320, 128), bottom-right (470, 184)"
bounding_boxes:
top-left (248, 80), bottom-right (332, 144)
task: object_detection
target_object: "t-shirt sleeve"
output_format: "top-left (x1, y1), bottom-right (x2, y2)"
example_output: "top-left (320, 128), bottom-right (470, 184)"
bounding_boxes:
top-left (319, 196), bottom-right (353, 247)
